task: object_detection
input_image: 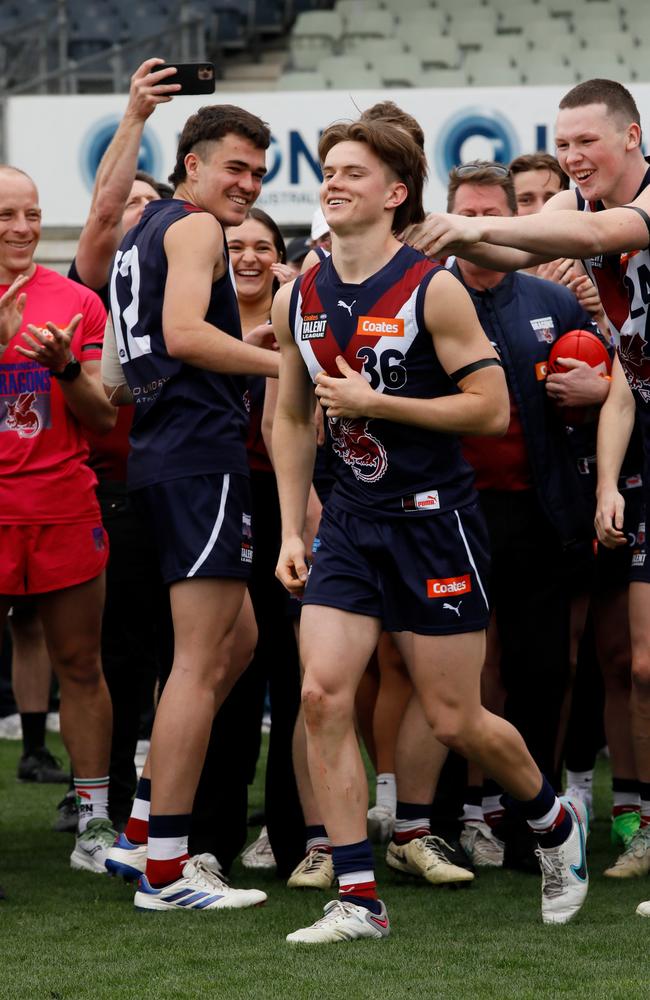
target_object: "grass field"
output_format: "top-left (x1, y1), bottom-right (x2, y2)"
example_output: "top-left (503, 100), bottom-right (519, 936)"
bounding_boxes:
top-left (2, 736), bottom-right (650, 1000)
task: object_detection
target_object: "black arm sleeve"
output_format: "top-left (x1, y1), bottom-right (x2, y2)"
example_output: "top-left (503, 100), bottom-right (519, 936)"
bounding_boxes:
top-left (621, 205), bottom-right (650, 250)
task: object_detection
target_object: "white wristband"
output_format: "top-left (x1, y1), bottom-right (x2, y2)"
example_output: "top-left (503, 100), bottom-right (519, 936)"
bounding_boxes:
top-left (100, 315), bottom-right (127, 387)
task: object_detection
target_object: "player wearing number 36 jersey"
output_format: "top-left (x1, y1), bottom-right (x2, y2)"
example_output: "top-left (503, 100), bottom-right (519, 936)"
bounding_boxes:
top-left (272, 109), bottom-right (590, 945)
top-left (290, 246), bottom-right (476, 516)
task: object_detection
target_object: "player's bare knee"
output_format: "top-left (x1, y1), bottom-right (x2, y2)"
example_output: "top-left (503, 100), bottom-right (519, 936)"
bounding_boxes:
top-left (55, 648), bottom-right (103, 688)
top-left (428, 709), bottom-right (475, 755)
top-left (631, 650), bottom-right (650, 692)
top-left (302, 683), bottom-right (350, 731)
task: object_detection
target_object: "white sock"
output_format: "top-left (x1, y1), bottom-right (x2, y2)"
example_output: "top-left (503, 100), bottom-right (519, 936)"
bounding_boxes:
top-left (566, 769), bottom-right (593, 791)
top-left (375, 773), bottom-right (396, 812)
top-left (612, 790), bottom-right (640, 809)
top-left (527, 798), bottom-right (561, 833)
top-left (460, 803), bottom-right (483, 823)
top-left (74, 776), bottom-right (110, 833)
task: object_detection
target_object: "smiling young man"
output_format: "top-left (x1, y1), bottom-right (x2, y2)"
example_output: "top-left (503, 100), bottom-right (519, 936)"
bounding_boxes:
top-left (271, 114), bottom-right (589, 944)
top-left (403, 79), bottom-right (650, 907)
top-left (103, 105), bottom-right (280, 912)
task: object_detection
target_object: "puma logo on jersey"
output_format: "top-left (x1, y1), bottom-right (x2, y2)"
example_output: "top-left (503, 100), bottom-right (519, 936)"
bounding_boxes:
top-left (301, 312), bottom-right (327, 339)
top-left (443, 601), bottom-right (462, 616)
top-left (356, 316), bottom-right (405, 337)
top-left (337, 299), bottom-right (356, 316)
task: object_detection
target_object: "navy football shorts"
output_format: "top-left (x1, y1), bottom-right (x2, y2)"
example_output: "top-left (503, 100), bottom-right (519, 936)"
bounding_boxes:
top-left (302, 500), bottom-right (490, 635)
top-left (595, 484), bottom-right (650, 589)
top-left (131, 473), bottom-right (252, 585)
top-left (628, 485), bottom-right (650, 586)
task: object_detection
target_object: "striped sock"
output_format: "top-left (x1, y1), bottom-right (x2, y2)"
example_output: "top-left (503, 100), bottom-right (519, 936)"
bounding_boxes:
top-left (147, 814), bottom-right (190, 887)
top-left (305, 824), bottom-right (331, 854)
top-left (74, 775), bottom-right (110, 833)
top-left (460, 785), bottom-right (484, 823)
top-left (393, 801), bottom-right (431, 844)
top-left (612, 777), bottom-right (640, 818)
top-left (639, 783), bottom-right (650, 828)
top-left (506, 777), bottom-right (572, 849)
top-left (482, 783), bottom-right (505, 829)
top-left (333, 839), bottom-right (380, 914)
top-left (124, 777), bottom-right (151, 845)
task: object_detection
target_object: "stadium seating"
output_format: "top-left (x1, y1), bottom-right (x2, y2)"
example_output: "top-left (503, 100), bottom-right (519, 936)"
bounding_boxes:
top-left (463, 51), bottom-right (522, 86)
top-left (404, 37), bottom-right (461, 70)
top-left (277, 69), bottom-right (327, 90)
top-left (378, 53), bottom-right (423, 87)
top-left (2, 0), bottom-right (650, 95)
top-left (355, 38), bottom-right (407, 65)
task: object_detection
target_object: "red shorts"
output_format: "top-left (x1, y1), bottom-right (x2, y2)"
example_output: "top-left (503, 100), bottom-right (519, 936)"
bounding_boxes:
top-left (0, 522), bottom-right (109, 596)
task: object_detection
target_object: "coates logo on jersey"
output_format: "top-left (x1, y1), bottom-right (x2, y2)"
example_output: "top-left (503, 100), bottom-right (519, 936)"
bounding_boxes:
top-left (356, 316), bottom-right (404, 337)
top-left (427, 574), bottom-right (472, 599)
top-left (329, 417), bottom-right (388, 483)
top-left (301, 312), bottom-right (327, 339)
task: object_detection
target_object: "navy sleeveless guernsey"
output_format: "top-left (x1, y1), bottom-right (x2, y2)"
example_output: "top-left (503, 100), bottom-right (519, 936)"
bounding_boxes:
top-left (288, 245), bottom-right (476, 517)
top-left (109, 199), bottom-right (249, 490)
top-left (577, 165), bottom-right (650, 412)
top-left (577, 169), bottom-right (650, 467)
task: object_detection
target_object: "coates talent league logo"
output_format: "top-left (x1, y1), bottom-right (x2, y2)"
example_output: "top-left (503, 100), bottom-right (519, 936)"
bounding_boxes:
top-left (435, 107), bottom-right (519, 183)
top-left (79, 116), bottom-right (163, 191)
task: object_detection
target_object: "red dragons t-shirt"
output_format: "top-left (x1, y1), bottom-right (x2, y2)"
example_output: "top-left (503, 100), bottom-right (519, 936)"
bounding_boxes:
top-left (0, 266), bottom-right (106, 524)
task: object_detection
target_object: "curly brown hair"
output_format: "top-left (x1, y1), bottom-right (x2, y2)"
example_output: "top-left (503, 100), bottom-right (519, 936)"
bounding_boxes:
top-left (318, 117), bottom-right (427, 233)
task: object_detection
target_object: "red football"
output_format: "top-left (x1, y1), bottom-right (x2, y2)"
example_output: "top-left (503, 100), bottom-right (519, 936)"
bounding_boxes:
top-left (547, 329), bottom-right (612, 376)
top-left (547, 329), bottom-right (612, 425)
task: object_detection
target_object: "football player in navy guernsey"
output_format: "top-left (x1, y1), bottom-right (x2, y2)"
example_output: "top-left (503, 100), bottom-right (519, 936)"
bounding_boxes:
top-left (102, 105), bottom-right (279, 912)
top-left (405, 79), bottom-right (650, 910)
top-left (271, 111), bottom-right (590, 944)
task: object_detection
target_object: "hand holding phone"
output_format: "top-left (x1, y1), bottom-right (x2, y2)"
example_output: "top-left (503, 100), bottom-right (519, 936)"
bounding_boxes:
top-left (153, 63), bottom-right (216, 95)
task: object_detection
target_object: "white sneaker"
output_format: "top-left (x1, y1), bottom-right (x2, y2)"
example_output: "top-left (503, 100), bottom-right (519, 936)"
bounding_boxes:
top-left (287, 849), bottom-right (335, 889)
top-left (535, 798), bottom-right (588, 925)
top-left (604, 826), bottom-right (650, 879)
top-left (564, 784), bottom-right (594, 822)
top-left (286, 899), bottom-right (390, 944)
top-left (0, 713), bottom-right (22, 740)
top-left (105, 832), bottom-right (147, 882)
top-left (134, 853), bottom-right (267, 911)
top-left (367, 805), bottom-right (395, 843)
top-left (386, 835), bottom-right (474, 885)
top-left (460, 821), bottom-right (504, 867)
top-left (70, 818), bottom-right (118, 874)
top-left (241, 827), bottom-right (276, 870)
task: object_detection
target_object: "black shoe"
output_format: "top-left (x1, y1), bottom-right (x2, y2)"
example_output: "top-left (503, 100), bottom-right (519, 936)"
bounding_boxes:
top-left (53, 789), bottom-right (79, 832)
top-left (18, 747), bottom-right (68, 784)
top-left (495, 813), bottom-right (540, 875)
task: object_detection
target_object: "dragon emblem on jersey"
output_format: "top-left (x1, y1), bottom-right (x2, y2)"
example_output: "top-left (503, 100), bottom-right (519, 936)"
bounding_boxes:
top-left (329, 417), bottom-right (388, 483)
top-left (619, 333), bottom-right (650, 403)
top-left (4, 392), bottom-right (42, 438)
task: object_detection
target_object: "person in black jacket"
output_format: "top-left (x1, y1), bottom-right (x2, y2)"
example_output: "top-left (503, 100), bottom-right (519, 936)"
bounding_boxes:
top-left (445, 162), bottom-right (607, 865)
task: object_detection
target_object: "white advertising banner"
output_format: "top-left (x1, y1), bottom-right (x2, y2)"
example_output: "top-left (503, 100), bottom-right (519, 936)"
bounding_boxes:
top-left (6, 83), bottom-right (650, 229)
